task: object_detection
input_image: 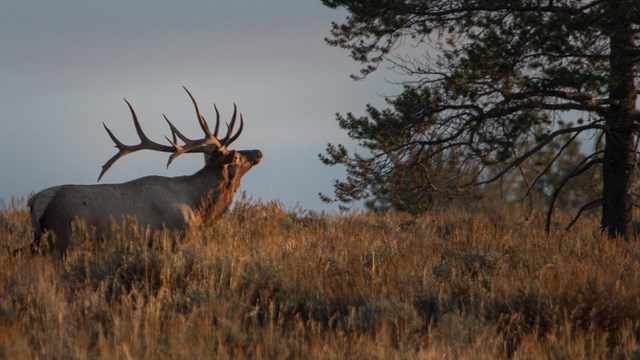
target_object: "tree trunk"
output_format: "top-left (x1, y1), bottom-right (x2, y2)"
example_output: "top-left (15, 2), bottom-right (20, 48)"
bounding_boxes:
top-left (601, 0), bottom-right (637, 239)
top-left (602, 125), bottom-right (635, 238)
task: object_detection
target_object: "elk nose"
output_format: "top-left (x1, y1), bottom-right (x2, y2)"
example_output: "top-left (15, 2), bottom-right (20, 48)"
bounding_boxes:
top-left (251, 150), bottom-right (263, 165)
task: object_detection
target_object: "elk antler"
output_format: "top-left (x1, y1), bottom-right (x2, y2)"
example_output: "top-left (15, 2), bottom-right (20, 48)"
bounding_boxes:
top-left (98, 87), bottom-right (244, 181)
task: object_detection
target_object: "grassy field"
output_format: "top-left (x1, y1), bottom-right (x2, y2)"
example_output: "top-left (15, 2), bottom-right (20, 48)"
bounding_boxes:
top-left (1, 197), bottom-right (640, 359)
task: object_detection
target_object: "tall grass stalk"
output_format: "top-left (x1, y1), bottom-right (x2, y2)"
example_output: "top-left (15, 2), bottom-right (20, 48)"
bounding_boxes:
top-left (1, 199), bottom-right (640, 359)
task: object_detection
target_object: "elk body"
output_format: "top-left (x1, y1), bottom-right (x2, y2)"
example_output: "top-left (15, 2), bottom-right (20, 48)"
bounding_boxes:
top-left (28, 88), bottom-right (262, 255)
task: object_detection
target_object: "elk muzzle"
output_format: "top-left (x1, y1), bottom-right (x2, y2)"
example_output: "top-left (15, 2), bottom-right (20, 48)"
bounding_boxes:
top-left (244, 150), bottom-right (263, 165)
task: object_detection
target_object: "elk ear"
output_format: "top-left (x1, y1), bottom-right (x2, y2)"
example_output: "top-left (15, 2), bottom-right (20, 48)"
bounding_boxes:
top-left (222, 151), bottom-right (241, 180)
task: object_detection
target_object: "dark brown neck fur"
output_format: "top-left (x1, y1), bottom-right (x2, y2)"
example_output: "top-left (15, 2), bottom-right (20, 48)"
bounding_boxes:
top-left (190, 160), bottom-right (244, 226)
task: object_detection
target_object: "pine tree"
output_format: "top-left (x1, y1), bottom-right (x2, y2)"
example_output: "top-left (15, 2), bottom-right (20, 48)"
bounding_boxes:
top-left (321, 0), bottom-right (640, 238)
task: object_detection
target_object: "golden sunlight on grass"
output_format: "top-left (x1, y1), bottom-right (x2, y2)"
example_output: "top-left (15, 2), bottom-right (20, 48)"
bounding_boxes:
top-left (1, 198), bottom-right (640, 359)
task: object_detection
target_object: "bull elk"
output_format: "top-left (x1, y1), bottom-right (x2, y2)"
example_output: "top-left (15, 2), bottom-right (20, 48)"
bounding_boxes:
top-left (27, 87), bottom-right (262, 255)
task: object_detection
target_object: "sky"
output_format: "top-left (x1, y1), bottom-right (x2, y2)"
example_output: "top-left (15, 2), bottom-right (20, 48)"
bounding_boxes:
top-left (0, 1), bottom-right (399, 211)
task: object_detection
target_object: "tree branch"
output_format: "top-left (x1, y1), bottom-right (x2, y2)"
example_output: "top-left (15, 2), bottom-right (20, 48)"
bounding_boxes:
top-left (477, 124), bottom-right (605, 186)
top-left (545, 156), bottom-right (604, 233)
top-left (406, 1), bottom-right (603, 18)
top-left (565, 199), bottom-right (605, 230)
top-left (520, 131), bottom-right (582, 201)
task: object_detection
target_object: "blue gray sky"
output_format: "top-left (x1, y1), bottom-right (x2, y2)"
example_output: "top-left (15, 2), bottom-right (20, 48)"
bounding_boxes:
top-left (0, 1), bottom-right (397, 210)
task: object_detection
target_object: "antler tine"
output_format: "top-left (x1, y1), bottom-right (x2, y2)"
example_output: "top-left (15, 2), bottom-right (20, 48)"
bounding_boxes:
top-left (163, 114), bottom-right (193, 143)
top-left (213, 104), bottom-right (221, 137)
top-left (98, 99), bottom-right (176, 181)
top-left (225, 114), bottom-right (244, 146)
top-left (180, 86), bottom-right (229, 154)
top-left (98, 152), bottom-right (126, 182)
top-left (221, 104), bottom-right (244, 147)
top-left (123, 99), bottom-right (176, 154)
top-left (166, 134), bottom-right (227, 160)
top-left (125, 99), bottom-right (155, 145)
top-left (183, 86), bottom-right (214, 137)
top-left (102, 121), bottom-right (126, 148)
top-left (98, 123), bottom-right (133, 181)
top-left (220, 104), bottom-right (238, 146)
top-left (164, 136), bottom-right (188, 168)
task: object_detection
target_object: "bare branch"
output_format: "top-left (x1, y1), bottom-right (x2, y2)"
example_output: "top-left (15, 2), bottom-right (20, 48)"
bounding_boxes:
top-left (477, 124), bottom-right (605, 186)
top-left (565, 199), bottom-right (604, 230)
top-left (545, 156), bottom-right (604, 233)
top-left (520, 132), bottom-right (583, 201)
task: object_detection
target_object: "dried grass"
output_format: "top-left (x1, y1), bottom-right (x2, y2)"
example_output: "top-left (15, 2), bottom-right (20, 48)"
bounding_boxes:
top-left (1, 198), bottom-right (640, 359)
